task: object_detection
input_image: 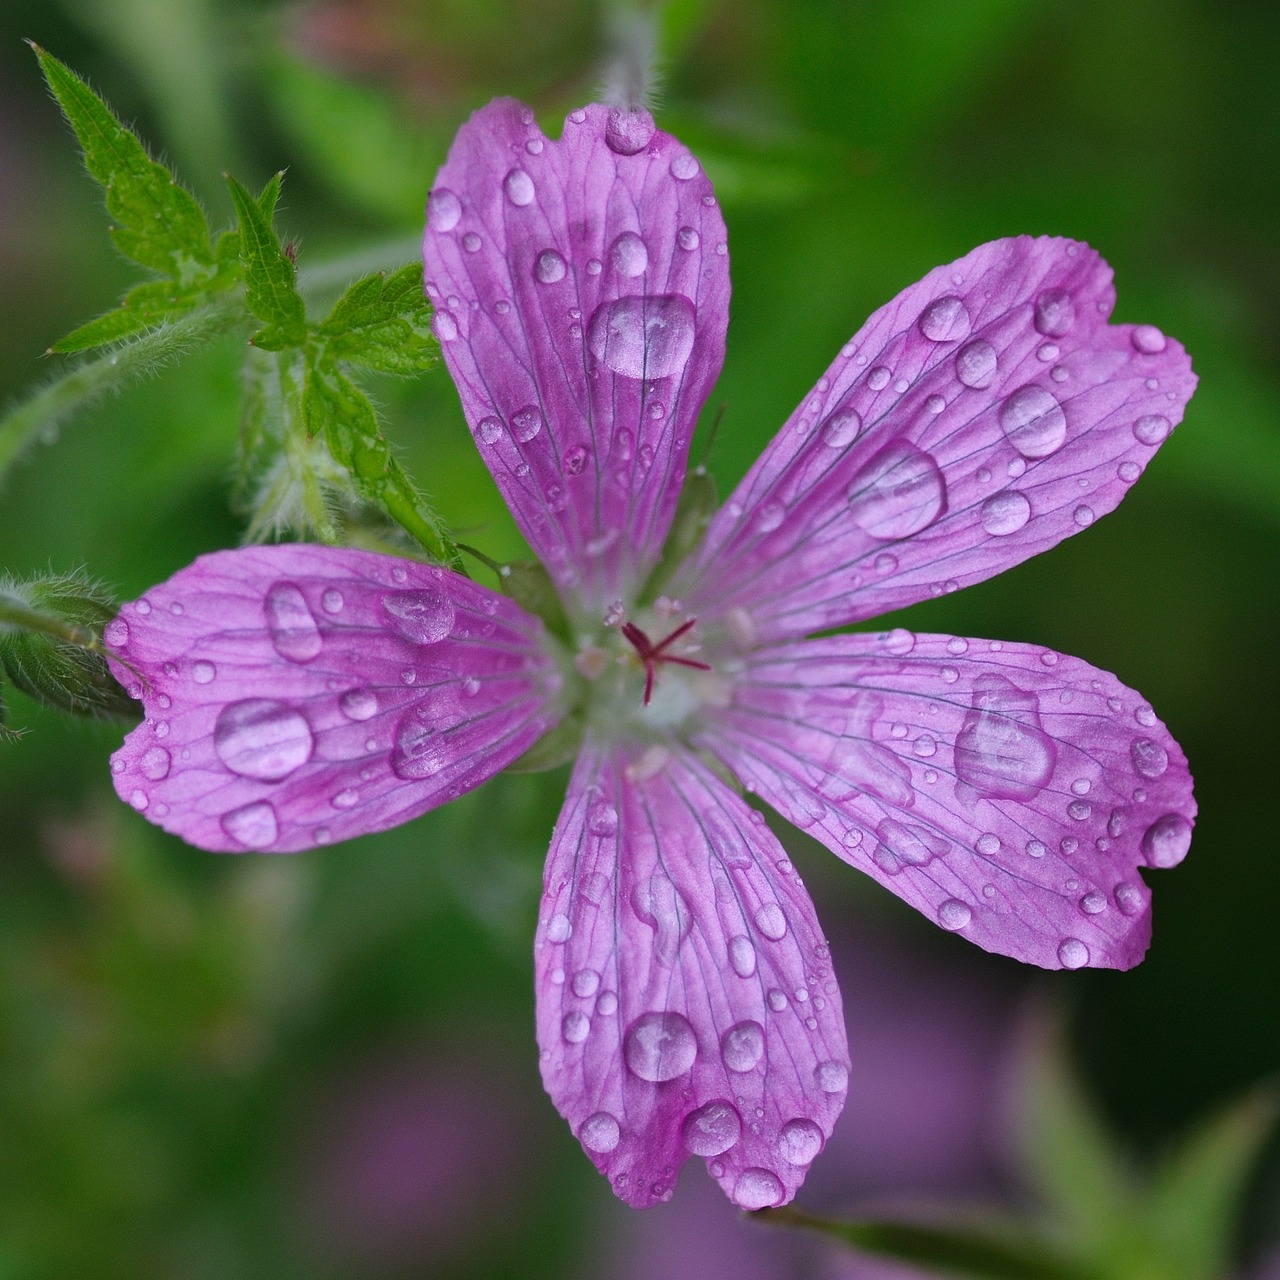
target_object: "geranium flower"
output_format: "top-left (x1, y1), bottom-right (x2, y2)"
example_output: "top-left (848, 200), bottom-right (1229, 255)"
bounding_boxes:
top-left (104, 100), bottom-right (1196, 1210)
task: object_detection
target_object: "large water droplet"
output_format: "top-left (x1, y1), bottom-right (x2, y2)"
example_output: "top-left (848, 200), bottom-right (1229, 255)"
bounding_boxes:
top-left (605, 108), bottom-right (655, 155)
top-left (339, 688), bottom-right (378, 721)
top-left (221, 800), bottom-right (279, 849)
top-left (954, 673), bottom-right (1057, 801)
top-left (1000, 386), bottom-right (1067, 459)
top-left (918, 295), bottom-right (971, 342)
top-left (847, 441), bottom-right (946, 540)
top-left (820, 408), bottom-right (862, 448)
top-left (631, 874), bottom-right (692, 965)
top-left (503, 167), bottom-right (535, 206)
top-left (1141, 813), bottom-right (1192, 868)
top-left (721, 1020), bottom-right (764, 1072)
top-left (382, 589), bottom-right (454, 644)
top-left (777, 1118), bottom-right (824, 1165)
top-left (562, 1011), bottom-right (590, 1044)
top-left (139, 746), bottom-right (170, 781)
top-left (873, 817), bottom-right (949, 874)
top-left (682, 1100), bottom-right (741, 1156)
top-left (534, 249), bottom-right (567, 284)
top-left (1130, 737), bottom-right (1169, 779)
top-left (587, 295), bottom-right (696, 379)
top-left (815, 1060), bottom-right (848, 1094)
top-left (676, 226), bottom-right (700, 251)
top-left (426, 188), bottom-right (461, 232)
top-left (1114, 881), bottom-right (1143, 916)
top-left (433, 311), bottom-right (457, 341)
top-left (580, 1111), bottom-right (621, 1153)
top-left (104, 618), bottom-right (129, 648)
top-left (980, 490), bottom-right (1031, 536)
top-left (587, 801), bottom-right (619, 836)
top-left (610, 231), bottom-right (649, 277)
top-left (733, 1169), bottom-right (783, 1210)
top-left (391, 704), bottom-right (450, 780)
top-left (623, 1011), bottom-right (698, 1081)
top-left (955, 340), bottom-right (997, 388)
top-left (1133, 414), bottom-right (1171, 445)
top-left (1131, 324), bottom-right (1166, 354)
top-left (728, 934), bottom-right (757, 978)
top-left (477, 416), bottom-right (503, 445)
top-left (1033, 288), bottom-right (1075, 337)
top-left (670, 152), bottom-right (699, 180)
top-left (753, 902), bottom-right (788, 940)
top-left (191, 660), bottom-right (216, 684)
top-left (1057, 937), bottom-right (1090, 969)
top-left (214, 700), bottom-right (313, 780)
top-left (265, 582), bottom-right (322, 663)
top-left (510, 405), bottom-right (544, 443)
top-left (937, 899), bottom-right (972, 930)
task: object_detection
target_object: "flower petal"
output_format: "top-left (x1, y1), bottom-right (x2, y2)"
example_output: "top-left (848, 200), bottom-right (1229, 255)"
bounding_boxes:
top-left (423, 100), bottom-right (729, 617)
top-left (105, 546), bottom-right (561, 852)
top-left (675, 237), bottom-right (1195, 641)
top-left (534, 740), bottom-right (848, 1209)
top-left (694, 632), bottom-right (1194, 970)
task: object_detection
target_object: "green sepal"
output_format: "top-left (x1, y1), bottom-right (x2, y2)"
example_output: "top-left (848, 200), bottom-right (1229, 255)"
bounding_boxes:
top-left (0, 574), bottom-right (139, 720)
top-left (225, 173), bottom-right (307, 346)
top-left (505, 712), bottom-right (584, 774)
top-left (32, 44), bottom-right (215, 282)
top-left (640, 464), bottom-right (718, 600)
top-left (499, 561), bottom-right (572, 644)
top-left (317, 264), bottom-right (436, 375)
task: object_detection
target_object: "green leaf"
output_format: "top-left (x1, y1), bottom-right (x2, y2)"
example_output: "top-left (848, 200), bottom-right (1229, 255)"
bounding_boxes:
top-left (759, 1207), bottom-right (1094, 1280)
top-left (302, 363), bottom-right (460, 568)
top-left (52, 279), bottom-right (199, 353)
top-left (225, 173), bottom-right (307, 346)
top-left (31, 43), bottom-right (215, 282)
top-left (318, 264), bottom-right (436, 375)
top-left (1141, 1087), bottom-right (1279, 1280)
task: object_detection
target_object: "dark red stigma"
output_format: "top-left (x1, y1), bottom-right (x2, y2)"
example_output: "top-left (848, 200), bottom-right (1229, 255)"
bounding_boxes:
top-left (620, 618), bottom-right (712, 705)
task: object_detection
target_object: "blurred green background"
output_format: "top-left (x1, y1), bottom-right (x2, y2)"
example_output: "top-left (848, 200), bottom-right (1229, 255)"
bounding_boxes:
top-left (2, 1), bottom-right (1279, 1276)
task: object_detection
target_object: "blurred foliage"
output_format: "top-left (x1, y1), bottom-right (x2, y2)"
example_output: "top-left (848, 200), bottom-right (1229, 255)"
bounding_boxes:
top-left (1, 1), bottom-right (1279, 1277)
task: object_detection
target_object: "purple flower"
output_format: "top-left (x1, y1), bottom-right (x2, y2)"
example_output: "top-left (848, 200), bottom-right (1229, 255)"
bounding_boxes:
top-left (105, 100), bottom-right (1196, 1211)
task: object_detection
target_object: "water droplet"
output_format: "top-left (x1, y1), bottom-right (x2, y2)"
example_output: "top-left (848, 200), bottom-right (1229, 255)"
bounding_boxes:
top-left (954, 673), bottom-right (1057, 800)
top-left (503, 167), bottom-right (535, 206)
top-left (1130, 737), bottom-right (1169, 779)
top-left (580, 1111), bottom-right (620, 1153)
top-left (732, 1168), bottom-right (783, 1210)
top-left (383, 589), bottom-right (454, 643)
top-left (1133, 414), bottom-right (1171, 445)
top-left (104, 619), bottom-right (129, 647)
top-left (913, 734), bottom-right (937, 758)
top-left (1037, 342), bottom-right (1060, 362)
top-left (1114, 881), bottom-right (1143, 915)
top-left (1000, 385), bottom-right (1067, 458)
top-left (1131, 324), bottom-right (1166, 354)
top-left (562, 444), bottom-right (589, 476)
top-left (321, 588), bottom-right (344, 614)
top-left (777, 1118), bottom-right (824, 1165)
top-left (670, 152), bottom-right (699, 180)
top-left (587, 294), bottom-right (696, 379)
top-left (753, 903), bottom-right (788, 940)
top-left (1141, 813), bottom-right (1192, 868)
top-left (221, 800), bottom-right (279, 849)
top-left (728, 934), bottom-right (757, 978)
top-left (677, 226), bottom-right (700, 251)
top-left (1033, 288), bottom-right (1074, 336)
top-left (847, 441), bottom-right (946, 539)
top-left (938, 899), bottom-right (972, 930)
top-left (975, 832), bottom-right (1000, 855)
top-left (926, 394), bottom-right (946, 414)
top-left (534, 249), bottom-right (567, 284)
top-left (812, 1061), bottom-right (848, 1097)
top-left (821, 408), bottom-right (862, 448)
top-left (129, 787), bottom-right (148, 810)
top-left (918, 294), bottom-right (971, 342)
top-left (867, 365), bottom-right (891, 390)
top-left (873, 817), bottom-right (949, 873)
top-left (587, 801), bottom-right (618, 837)
top-left (597, 991), bottom-right (618, 1016)
top-left (1025, 839), bottom-right (1047, 859)
top-left (338, 688), bottom-right (378, 722)
top-left (623, 1011), bottom-right (697, 1081)
top-left (433, 311), bottom-right (458, 341)
top-left (610, 231), bottom-right (649, 277)
top-left (955, 340), bottom-right (997, 388)
top-left (134, 599), bottom-right (152, 615)
top-left (139, 746), bottom-right (170, 780)
top-left (390, 703), bottom-right (450, 779)
top-left (947, 636), bottom-right (969, 655)
top-left (631, 875), bottom-right (692, 965)
top-left (329, 788), bottom-right (358, 811)
top-left (682, 1101), bottom-right (741, 1157)
top-left (265, 582), bottom-right (322, 663)
top-left (882, 627), bottom-right (915, 655)
top-left (462, 232), bottom-right (481, 253)
top-left (1080, 891), bottom-right (1106, 915)
top-left (477, 416), bottom-right (503, 445)
top-left (1058, 937), bottom-right (1090, 969)
top-left (571, 969), bottom-right (600, 998)
top-left (1134, 704), bottom-right (1157, 727)
top-left (562, 1011), bottom-right (590, 1044)
top-left (546, 913), bottom-right (572, 943)
top-left (721, 1021), bottom-right (764, 1072)
top-left (767, 988), bottom-right (789, 1011)
top-left (426, 188), bottom-right (461, 232)
top-left (1073, 504), bottom-right (1095, 527)
top-left (214, 700), bottom-right (313, 780)
top-left (525, 136), bottom-right (544, 155)
top-left (980, 490), bottom-right (1031, 536)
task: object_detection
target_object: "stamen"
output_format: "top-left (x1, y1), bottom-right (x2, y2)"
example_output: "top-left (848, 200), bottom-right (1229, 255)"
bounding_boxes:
top-left (621, 617), bottom-right (713, 705)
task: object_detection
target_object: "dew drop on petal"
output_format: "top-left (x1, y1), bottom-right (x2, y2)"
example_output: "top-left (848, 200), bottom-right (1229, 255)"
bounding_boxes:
top-left (733, 1169), bottom-right (784, 1210)
top-left (214, 700), bottom-right (313, 780)
top-left (918, 295), bottom-right (971, 342)
top-left (587, 295), bottom-right (696, 380)
top-left (221, 800), bottom-right (279, 849)
top-left (847, 442), bottom-right (946, 539)
top-left (265, 582), bottom-right (322, 663)
top-left (867, 366), bottom-right (891, 390)
top-left (937, 899), bottom-right (973, 931)
top-left (1133, 414), bottom-right (1172, 445)
top-left (383, 589), bottom-right (455, 643)
top-left (562, 1011), bottom-right (590, 1044)
top-left (777, 1118), bottom-right (824, 1165)
top-left (1074, 505), bottom-right (1095, 527)
top-left (1000, 386), bottom-right (1067, 459)
top-left (339, 688), bottom-right (378, 721)
top-left (728, 934), bottom-right (757, 978)
top-left (462, 232), bottom-right (481, 253)
top-left (1141, 813), bottom-right (1192, 868)
top-left (1033, 288), bottom-right (1074, 337)
top-left (563, 444), bottom-right (589, 476)
top-left (980, 490), bottom-right (1031, 536)
top-left (815, 1060), bottom-right (849, 1094)
top-left (610, 231), bottom-right (649, 277)
top-left (753, 903), bottom-right (788, 940)
top-left (1058, 938), bottom-right (1090, 969)
top-left (104, 618), bottom-right (129, 647)
top-left (426, 188), bottom-right (461, 232)
top-left (580, 1111), bottom-right (620, 1154)
top-left (682, 1100), bottom-right (742, 1157)
top-left (546, 913), bottom-right (572, 942)
top-left (192, 660), bottom-right (216, 684)
top-left (1130, 737), bottom-right (1169, 778)
top-left (129, 788), bottom-right (149, 810)
top-left (587, 802), bottom-right (619, 836)
top-left (1131, 324), bottom-right (1166, 354)
top-left (510, 405), bottom-right (544, 442)
top-left (433, 311), bottom-right (458, 341)
top-left (623, 1012), bottom-right (698, 1081)
top-left (1114, 881), bottom-right (1143, 915)
top-left (477, 416), bottom-right (503, 445)
top-left (390, 705), bottom-right (449, 780)
top-left (321, 588), bottom-right (344, 614)
top-left (954, 674), bottom-right (1056, 801)
top-left (534, 249), bottom-right (567, 284)
top-left (503, 167), bottom-right (535, 206)
top-left (955, 339), bottom-right (997, 388)
top-left (1080, 892), bottom-right (1106, 915)
top-left (571, 969), bottom-right (600, 998)
top-left (670, 152), bottom-right (699, 180)
top-left (820, 408), bottom-right (862, 448)
top-left (721, 1021), bottom-right (765, 1073)
top-left (677, 226), bottom-right (700, 251)
top-left (139, 746), bottom-right (170, 781)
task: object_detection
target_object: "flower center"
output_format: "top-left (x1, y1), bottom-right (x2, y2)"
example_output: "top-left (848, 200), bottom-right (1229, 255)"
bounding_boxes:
top-left (618, 617), bottom-right (712, 706)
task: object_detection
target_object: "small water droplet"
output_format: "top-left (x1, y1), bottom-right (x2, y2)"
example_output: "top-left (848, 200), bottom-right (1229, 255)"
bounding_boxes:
top-left (1114, 881), bottom-right (1143, 915)
top-left (728, 934), bottom-right (757, 978)
top-left (462, 231), bottom-right (481, 253)
top-left (1037, 341), bottom-right (1060, 362)
top-left (1080, 891), bottom-right (1106, 915)
top-left (884, 627), bottom-right (915, 655)
top-left (129, 787), bottom-right (149, 810)
top-left (979, 489), bottom-right (1031, 536)
top-left (721, 1021), bottom-right (764, 1072)
top-left (610, 231), bottom-right (649, 277)
top-left (1058, 937), bottom-right (1090, 969)
top-left (918, 295), bottom-right (971, 342)
top-left (339, 688), bottom-right (378, 722)
top-left (670, 152), bottom-right (700, 180)
top-left (562, 1011), bottom-right (591, 1044)
top-left (427, 188), bottom-right (461, 232)
top-left (1073, 504), bottom-right (1095, 527)
top-left (1131, 324), bottom-right (1166, 354)
top-left (623, 1011), bottom-right (698, 1081)
top-left (733, 1168), bottom-right (783, 1210)
top-left (139, 746), bottom-right (170, 780)
top-left (104, 619), bottom-right (129, 647)
top-left (503, 167), bottom-right (535, 206)
top-left (867, 365), bottom-right (891, 390)
top-left (215, 700), bottom-right (313, 780)
top-left (546, 913), bottom-right (572, 943)
top-left (1000, 385), bottom-right (1067, 458)
top-left (1130, 737), bottom-right (1169, 779)
top-left (534, 249), bottom-right (567, 284)
top-left (676, 226), bottom-right (700, 251)
top-left (265, 582), bottom-right (322, 663)
top-left (820, 408), bottom-right (862, 448)
top-left (1033, 288), bottom-right (1075, 336)
top-left (221, 800), bottom-right (279, 849)
top-left (477, 416), bottom-right (503, 445)
top-left (580, 1111), bottom-right (620, 1153)
top-left (767, 989), bottom-right (789, 1011)
top-left (433, 311), bottom-right (458, 341)
top-left (682, 1101), bottom-right (741, 1157)
top-left (955, 339), bottom-right (997, 388)
top-left (755, 503), bottom-right (785, 532)
top-left (587, 802), bottom-right (618, 836)
top-left (571, 969), bottom-right (600, 998)
top-left (1133, 414), bottom-right (1172, 445)
top-left (753, 903), bottom-right (788, 940)
top-left (1141, 813), bottom-right (1192, 868)
top-left (321, 588), bottom-right (344, 614)
top-left (938, 899), bottom-right (972, 930)
top-left (777, 1118), bottom-right (824, 1165)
